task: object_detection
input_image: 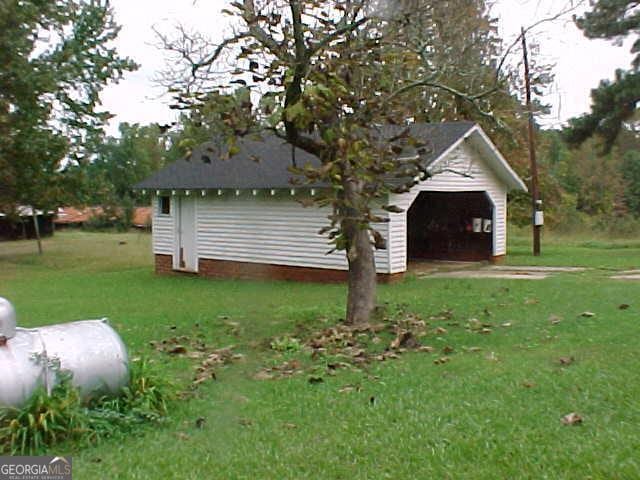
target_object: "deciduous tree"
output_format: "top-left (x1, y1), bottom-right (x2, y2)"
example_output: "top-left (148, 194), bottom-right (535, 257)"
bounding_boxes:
top-left (0, 0), bottom-right (136, 251)
top-left (158, 0), bottom-right (516, 324)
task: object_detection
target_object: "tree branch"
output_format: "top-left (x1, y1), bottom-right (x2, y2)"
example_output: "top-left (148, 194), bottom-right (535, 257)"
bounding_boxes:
top-left (309, 17), bottom-right (368, 56)
top-left (191, 32), bottom-right (250, 75)
top-left (494, 0), bottom-right (589, 80)
top-left (242, 0), bottom-right (294, 62)
top-left (271, 127), bottom-right (326, 158)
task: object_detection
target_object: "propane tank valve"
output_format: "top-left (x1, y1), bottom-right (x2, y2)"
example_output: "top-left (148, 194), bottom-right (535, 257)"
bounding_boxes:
top-left (0, 297), bottom-right (16, 341)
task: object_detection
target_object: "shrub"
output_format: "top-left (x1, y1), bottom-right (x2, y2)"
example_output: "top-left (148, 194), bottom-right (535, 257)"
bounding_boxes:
top-left (594, 214), bottom-right (640, 237)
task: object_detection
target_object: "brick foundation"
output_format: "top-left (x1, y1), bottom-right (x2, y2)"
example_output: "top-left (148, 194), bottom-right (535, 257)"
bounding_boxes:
top-left (154, 255), bottom-right (403, 284)
top-left (490, 255), bottom-right (506, 264)
top-left (155, 254), bottom-right (173, 274)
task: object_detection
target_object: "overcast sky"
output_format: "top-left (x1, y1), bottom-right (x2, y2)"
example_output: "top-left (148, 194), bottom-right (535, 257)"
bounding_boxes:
top-left (99, 0), bottom-right (634, 136)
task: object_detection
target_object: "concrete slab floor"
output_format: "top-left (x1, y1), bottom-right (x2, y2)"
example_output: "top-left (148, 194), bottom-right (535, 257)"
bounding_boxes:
top-left (427, 270), bottom-right (548, 280)
top-left (488, 266), bottom-right (587, 273)
top-left (611, 274), bottom-right (640, 280)
top-left (409, 260), bottom-right (485, 276)
top-left (412, 262), bottom-right (590, 280)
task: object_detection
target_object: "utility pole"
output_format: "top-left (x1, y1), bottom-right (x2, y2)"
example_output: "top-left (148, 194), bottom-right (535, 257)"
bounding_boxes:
top-left (521, 27), bottom-right (542, 256)
top-left (31, 207), bottom-right (43, 255)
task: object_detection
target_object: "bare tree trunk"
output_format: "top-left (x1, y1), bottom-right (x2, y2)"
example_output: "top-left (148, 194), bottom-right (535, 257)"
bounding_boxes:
top-left (32, 208), bottom-right (43, 255)
top-left (342, 177), bottom-right (377, 325)
top-left (345, 225), bottom-right (377, 325)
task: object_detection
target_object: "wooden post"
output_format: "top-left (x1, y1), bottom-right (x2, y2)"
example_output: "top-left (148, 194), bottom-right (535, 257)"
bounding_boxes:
top-left (31, 207), bottom-right (43, 255)
top-left (522, 28), bottom-right (541, 256)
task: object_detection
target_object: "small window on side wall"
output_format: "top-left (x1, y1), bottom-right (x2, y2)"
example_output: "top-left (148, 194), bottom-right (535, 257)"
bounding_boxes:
top-left (159, 196), bottom-right (171, 215)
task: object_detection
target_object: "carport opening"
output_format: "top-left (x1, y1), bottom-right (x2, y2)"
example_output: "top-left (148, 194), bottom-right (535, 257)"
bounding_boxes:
top-left (407, 191), bottom-right (493, 261)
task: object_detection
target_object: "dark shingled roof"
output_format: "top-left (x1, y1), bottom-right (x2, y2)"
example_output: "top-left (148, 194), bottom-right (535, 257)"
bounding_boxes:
top-left (135, 122), bottom-right (476, 190)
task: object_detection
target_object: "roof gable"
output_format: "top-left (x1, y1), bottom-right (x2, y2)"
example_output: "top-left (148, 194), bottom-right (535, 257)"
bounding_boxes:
top-left (426, 125), bottom-right (527, 191)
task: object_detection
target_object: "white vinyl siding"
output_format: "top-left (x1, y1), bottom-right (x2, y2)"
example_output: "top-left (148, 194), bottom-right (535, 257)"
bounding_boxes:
top-left (388, 141), bottom-right (508, 273)
top-left (195, 196), bottom-right (392, 273)
top-left (152, 196), bottom-right (174, 255)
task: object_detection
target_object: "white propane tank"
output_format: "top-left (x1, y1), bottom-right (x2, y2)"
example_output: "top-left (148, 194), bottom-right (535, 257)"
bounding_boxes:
top-left (0, 298), bottom-right (129, 408)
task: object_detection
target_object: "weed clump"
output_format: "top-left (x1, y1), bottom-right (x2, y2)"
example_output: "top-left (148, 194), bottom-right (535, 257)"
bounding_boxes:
top-left (0, 358), bottom-right (170, 455)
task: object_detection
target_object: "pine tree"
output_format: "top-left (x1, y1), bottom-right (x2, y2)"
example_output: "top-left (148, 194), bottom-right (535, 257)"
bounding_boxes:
top-left (566, 0), bottom-right (640, 150)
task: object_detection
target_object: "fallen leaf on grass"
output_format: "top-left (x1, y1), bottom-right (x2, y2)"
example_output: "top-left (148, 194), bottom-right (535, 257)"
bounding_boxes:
top-left (168, 345), bottom-right (187, 355)
top-left (549, 314), bottom-right (562, 325)
top-left (580, 311), bottom-right (596, 318)
top-left (442, 345), bottom-right (455, 355)
top-left (375, 351), bottom-right (400, 361)
top-left (561, 412), bottom-right (583, 426)
top-left (253, 370), bottom-right (275, 381)
top-left (308, 375), bottom-right (324, 385)
top-left (339, 384), bottom-right (361, 394)
top-left (224, 320), bottom-right (242, 336)
top-left (486, 352), bottom-right (499, 362)
top-left (618, 304), bottom-right (630, 310)
top-left (463, 346), bottom-right (482, 353)
top-left (429, 309), bottom-right (454, 321)
top-left (254, 360), bottom-right (303, 381)
top-left (327, 361), bottom-right (351, 372)
top-left (501, 322), bottom-right (512, 328)
top-left (176, 432), bottom-right (190, 441)
top-left (238, 418), bottom-right (253, 427)
top-left (195, 417), bottom-right (206, 429)
top-left (466, 318), bottom-right (493, 332)
top-left (434, 327), bottom-right (448, 335)
top-left (558, 356), bottom-right (575, 366)
top-left (480, 328), bottom-right (492, 334)
top-left (522, 381), bottom-right (535, 388)
top-left (390, 330), bottom-right (420, 349)
top-left (525, 298), bottom-right (539, 305)
top-left (283, 422), bottom-right (297, 429)
top-left (343, 346), bottom-right (366, 358)
top-left (433, 357), bottom-right (450, 365)
top-left (418, 346), bottom-right (435, 353)
top-left (193, 371), bottom-right (216, 386)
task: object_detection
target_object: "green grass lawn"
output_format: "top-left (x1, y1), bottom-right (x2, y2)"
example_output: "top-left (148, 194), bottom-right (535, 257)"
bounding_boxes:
top-left (0, 230), bottom-right (639, 479)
